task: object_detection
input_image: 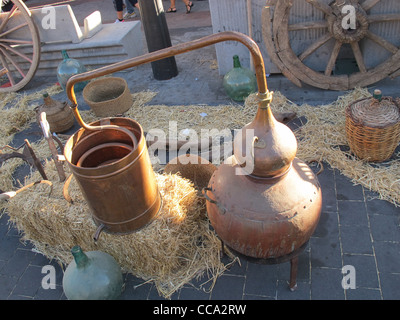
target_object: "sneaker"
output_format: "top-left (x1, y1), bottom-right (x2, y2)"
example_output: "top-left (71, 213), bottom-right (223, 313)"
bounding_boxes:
top-left (114, 19), bottom-right (125, 23)
top-left (123, 11), bottom-right (136, 19)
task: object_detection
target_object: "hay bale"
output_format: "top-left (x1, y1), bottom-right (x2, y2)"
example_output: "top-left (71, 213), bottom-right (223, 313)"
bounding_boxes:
top-left (164, 154), bottom-right (217, 191)
top-left (1, 160), bottom-right (227, 299)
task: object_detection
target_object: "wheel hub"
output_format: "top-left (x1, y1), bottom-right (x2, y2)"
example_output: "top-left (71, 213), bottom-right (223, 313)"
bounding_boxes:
top-left (328, 4), bottom-right (369, 43)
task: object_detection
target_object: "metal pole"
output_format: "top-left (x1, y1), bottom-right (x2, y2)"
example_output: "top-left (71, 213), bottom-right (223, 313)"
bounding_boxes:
top-left (138, 0), bottom-right (178, 80)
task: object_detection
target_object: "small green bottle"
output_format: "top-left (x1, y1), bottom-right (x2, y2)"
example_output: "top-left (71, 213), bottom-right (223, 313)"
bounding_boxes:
top-left (373, 89), bottom-right (382, 102)
top-left (62, 246), bottom-right (124, 300)
top-left (223, 55), bottom-right (257, 102)
top-left (57, 50), bottom-right (88, 92)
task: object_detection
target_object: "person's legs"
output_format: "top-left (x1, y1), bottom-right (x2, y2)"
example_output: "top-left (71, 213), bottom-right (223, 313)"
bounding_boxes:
top-left (126, 0), bottom-right (135, 14)
top-left (182, 0), bottom-right (193, 13)
top-left (167, 0), bottom-right (176, 12)
top-left (124, 0), bottom-right (137, 18)
top-left (114, 0), bottom-right (124, 22)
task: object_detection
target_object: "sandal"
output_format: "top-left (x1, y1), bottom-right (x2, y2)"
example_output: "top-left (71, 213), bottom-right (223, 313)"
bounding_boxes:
top-left (186, 1), bottom-right (193, 13)
top-left (167, 7), bottom-right (176, 13)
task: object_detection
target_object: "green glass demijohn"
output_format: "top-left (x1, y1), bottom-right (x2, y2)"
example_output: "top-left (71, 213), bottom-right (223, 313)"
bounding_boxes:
top-left (62, 246), bottom-right (124, 300)
top-left (57, 50), bottom-right (89, 92)
top-left (223, 55), bottom-right (257, 102)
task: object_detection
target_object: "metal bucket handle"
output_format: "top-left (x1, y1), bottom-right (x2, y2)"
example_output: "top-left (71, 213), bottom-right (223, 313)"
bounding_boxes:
top-left (65, 31), bottom-right (270, 131)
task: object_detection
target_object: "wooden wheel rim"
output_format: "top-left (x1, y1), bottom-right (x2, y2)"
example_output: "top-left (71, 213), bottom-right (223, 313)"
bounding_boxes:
top-left (0, 0), bottom-right (41, 92)
top-left (263, 0), bottom-right (400, 90)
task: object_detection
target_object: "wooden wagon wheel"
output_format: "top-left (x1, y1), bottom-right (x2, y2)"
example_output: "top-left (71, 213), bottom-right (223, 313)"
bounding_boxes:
top-left (0, 0), bottom-right (40, 92)
top-left (263, 0), bottom-right (400, 90)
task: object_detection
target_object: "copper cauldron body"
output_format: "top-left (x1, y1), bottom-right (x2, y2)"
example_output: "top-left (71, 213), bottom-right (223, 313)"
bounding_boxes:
top-left (204, 157), bottom-right (322, 259)
top-left (64, 117), bottom-right (161, 236)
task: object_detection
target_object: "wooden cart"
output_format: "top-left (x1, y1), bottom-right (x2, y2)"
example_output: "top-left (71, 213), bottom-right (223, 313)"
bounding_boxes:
top-left (263, 0), bottom-right (400, 90)
top-left (0, 0), bottom-right (40, 92)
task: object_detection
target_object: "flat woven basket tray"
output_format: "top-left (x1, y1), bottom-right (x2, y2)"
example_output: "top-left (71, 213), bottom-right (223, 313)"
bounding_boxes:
top-left (345, 92), bottom-right (400, 162)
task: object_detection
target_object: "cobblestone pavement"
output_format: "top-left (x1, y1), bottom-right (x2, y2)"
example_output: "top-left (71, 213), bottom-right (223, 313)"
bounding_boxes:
top-left (0, 0), bottom-right (399, 301)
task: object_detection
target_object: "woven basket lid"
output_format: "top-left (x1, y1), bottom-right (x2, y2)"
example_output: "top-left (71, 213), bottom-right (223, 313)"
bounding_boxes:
top-left (348, 90), bottom-right (400, 128)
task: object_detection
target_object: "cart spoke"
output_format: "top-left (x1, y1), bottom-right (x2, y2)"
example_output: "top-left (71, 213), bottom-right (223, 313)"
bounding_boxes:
top-left (325, 40), bottom-right (342, 76)
top-left (0, 5), bottom-right (17, 34)
top-left (305, 0), bottom-right (334, 16)
top-left (350, 41), bottom-right (367, 73)
top-left (0, 38), bottom-right (33, 45)
top-left (0, 21), bottom-right (28, 38)
top-left (289, 20), bottom-right (327, 31)
top-left (0, 52), bottom-right (15, 85)
top-left (368, 14), bottom-right (400, 23)
top-left (299, 33), bottom-right (332, 61)
top-left (366, 30), bottom-right (399, 54)
top-left (361, 0), bottom-right (381, 12)
top-left (0, 43), bottom-right (32, 63)
top-left (0, 47), bottom-right (25, 77)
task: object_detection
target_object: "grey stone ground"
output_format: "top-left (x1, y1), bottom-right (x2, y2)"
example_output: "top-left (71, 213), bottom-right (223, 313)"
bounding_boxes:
top-left (0, 0), bottom-right (399, 301)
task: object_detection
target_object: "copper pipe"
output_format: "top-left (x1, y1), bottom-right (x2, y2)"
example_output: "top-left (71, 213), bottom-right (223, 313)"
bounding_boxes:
top-left (66, 31), bottom-right (268, 130)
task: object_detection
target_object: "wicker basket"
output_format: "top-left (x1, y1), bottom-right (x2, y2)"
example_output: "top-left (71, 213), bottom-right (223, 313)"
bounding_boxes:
top-left (83, 77), bottom-right (133, 117)
top-left (345, 90), bottom-right (400, 162)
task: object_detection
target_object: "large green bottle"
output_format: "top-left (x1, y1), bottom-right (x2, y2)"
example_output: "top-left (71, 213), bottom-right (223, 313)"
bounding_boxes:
top-left (57, 50), bottom-right (88, 92)
top-left (223, 55), bottom-right (257, 102)
top-left (62, 246), bottom-right (124, 300)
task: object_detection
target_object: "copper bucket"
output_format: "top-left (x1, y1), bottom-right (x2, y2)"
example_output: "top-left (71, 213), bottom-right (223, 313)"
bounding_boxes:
top-left (64, 117), bottom-right (161, 237)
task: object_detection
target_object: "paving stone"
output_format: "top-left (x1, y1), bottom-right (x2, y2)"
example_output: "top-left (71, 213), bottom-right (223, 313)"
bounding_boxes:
top-left (342, 254), bottom-right (379, 289)
top-left (1, 249), bottom-right (35, 278)
top-left (368, 214), bottom-right (400, 242)
top-left (310, 233), bottom-right (342, 269)
top-left (244, 263), bottom-right (278, 298)
top-left (380, 272), bottom-right (400, 300)
top-left (276, 280), bottom-right (311, 300)
top-left (209, 274), bottom-right (245, 300)
top-left (365, 198), bottom-right (400, 216)
top-left (345, 287), bottom-right (382, 300)
top-left (335, 173), bottom-right (364, 201)
top-left (313, 211), bottom-right (339, 239)
top-left (277, 249), bottom-right (310, 282)
top-left (373, 241), bottom-right (400, 274)
top-left (337, 201), bottom-right (369, 227)
top-left (311, 268), bottom-right (345, 300)
top-left (315, 166), bottom-right (337, 213)
top-left (0, 275), bottom-right (18, 299)
top-left (11, 265), bottom-right (42, 298)
top-left (34, 285), bottom-right (65, 300)
top-left (119, 274), bottom-right (152, 300)
top-left (340, 224), bottom-right (374, 255)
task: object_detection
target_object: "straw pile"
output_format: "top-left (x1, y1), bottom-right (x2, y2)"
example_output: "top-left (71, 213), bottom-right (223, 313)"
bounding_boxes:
top-left (0, 85), bottom-right (62, 191)
top-left (264, 88), bottom-right (400, 206)
top-left (2, 160), bottom-right (228, 299)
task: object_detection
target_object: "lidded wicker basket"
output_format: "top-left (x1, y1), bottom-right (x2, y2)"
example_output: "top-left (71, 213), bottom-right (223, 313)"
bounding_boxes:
top-left (345, 89), bottom-right (400, 162)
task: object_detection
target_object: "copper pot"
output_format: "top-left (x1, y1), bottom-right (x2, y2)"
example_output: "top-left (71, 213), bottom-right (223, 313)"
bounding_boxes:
top-left (204, 89), bottom-right (322, 260)
top-left (203, 157), bottom-right (322, 259)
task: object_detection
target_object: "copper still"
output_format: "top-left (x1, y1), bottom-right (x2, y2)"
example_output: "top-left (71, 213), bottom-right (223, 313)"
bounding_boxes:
top-left (64, 117), bottom-right (161, 239)
top-left (65, 31), bottom-right (321, 289)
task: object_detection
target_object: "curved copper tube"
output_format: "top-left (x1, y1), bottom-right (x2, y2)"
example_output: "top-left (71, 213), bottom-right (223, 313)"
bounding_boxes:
top-left (66, 31), bottom-right (269, 130)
